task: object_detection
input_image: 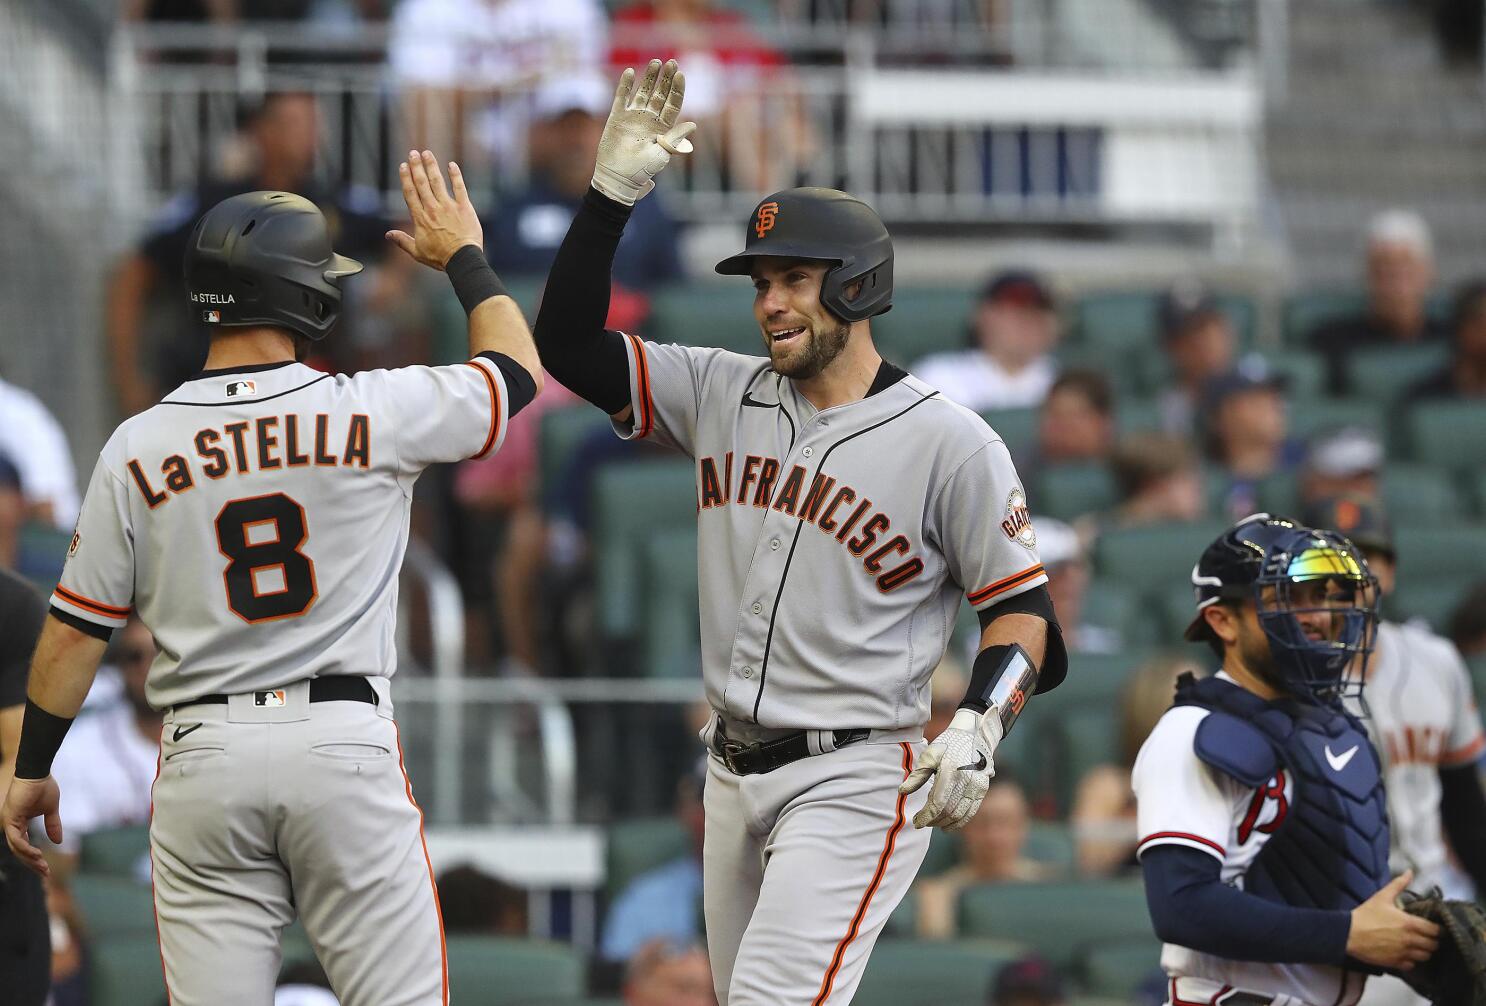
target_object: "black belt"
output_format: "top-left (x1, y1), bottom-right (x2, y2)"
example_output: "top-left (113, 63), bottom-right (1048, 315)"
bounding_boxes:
top-left (174, 676), bottom-right (377, 712)
top-left (710, 724), bottom-right (870, 776)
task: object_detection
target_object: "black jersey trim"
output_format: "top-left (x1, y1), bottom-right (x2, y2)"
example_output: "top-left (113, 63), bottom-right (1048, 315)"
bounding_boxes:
top-left (866, 360), bottom-right (908, 397)
top-left (160, 374), bottom-right (332, 408)
top-left (49, 605), bottom-right (114, 641)
top-left (186, 360), bottom-right (299, 381)
top-left (750, 388), bottom-right (940, 722)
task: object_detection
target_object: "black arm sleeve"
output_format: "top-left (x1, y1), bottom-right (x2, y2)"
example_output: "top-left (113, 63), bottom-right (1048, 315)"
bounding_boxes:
top-left (530, 187), bottom-right (636, 414)
top-left (1141, 844), bottom-right (1352, 965)
top-left (475, 351), bottom-right (537, 418)
top-left (1440, 762), bottom-right (1486, 892)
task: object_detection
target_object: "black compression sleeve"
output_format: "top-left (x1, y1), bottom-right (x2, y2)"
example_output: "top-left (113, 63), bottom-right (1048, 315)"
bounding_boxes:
top-left (14, 699), bottom-right (74, 780)
top-left (446, 245), bottom-right (509, 315)
top-left (1440, 762), bottom-right (1486, 891)
top-left (475, 351), bottom-right (537, 418)
top-left (531, 187), bottom-right (636, 414)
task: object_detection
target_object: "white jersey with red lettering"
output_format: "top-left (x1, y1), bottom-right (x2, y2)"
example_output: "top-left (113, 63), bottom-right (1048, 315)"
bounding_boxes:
top-left (1133, 672), bottom-right (1367, 1006)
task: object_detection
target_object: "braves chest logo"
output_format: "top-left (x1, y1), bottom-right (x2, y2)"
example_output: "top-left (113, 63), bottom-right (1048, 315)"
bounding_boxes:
top-left (1237, 769), bottom-right (1289, 844)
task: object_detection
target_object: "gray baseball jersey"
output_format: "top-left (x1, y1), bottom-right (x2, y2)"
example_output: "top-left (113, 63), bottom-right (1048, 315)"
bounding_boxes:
top-left (53, 358), bottom-right (511, 707)
top-left (613, 337), bottom-right (1048, 732)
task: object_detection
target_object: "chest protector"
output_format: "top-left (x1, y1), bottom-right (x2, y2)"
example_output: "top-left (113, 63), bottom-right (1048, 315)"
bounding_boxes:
top-left (1174, 673), bottom-right (1390, 910)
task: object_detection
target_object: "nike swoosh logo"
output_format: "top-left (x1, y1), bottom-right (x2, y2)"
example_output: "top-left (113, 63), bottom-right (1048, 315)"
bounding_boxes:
top-left (1325, 743), bottom-right (1359, 772)
top-left (740, 391), bottom-right (778, 409)
top-left (173, 723), bottom-right (203, 742)
top-left (958, 751), bottom-right (988, 773)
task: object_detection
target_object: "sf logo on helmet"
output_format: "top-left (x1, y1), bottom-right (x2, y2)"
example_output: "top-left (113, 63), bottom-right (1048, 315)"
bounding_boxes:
top-left (755, 201), bottom-right (780, 238)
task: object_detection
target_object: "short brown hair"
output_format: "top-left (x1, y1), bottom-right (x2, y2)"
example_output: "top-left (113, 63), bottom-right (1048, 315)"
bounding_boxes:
top-left (1111, 433), bottom-right (1197, 500)
top-left (1046, 369), bottom-right (1114, 417)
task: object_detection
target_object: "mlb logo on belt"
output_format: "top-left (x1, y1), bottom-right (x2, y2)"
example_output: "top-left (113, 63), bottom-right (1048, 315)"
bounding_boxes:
top-left (254, 689), bottom-right (287, 707)
top-left (203, 309), bottom-right (221, 323)
top-left (226, 380), bottom-right (257, 398)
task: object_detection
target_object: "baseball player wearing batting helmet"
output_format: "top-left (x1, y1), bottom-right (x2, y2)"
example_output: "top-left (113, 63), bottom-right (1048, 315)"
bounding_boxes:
top-left (1134, 513), bottom-right (1441, 1005)
top-left (1, 157), bottom-right (543, 1005)
top-left (532, 59), bottom-right (1066, 1003)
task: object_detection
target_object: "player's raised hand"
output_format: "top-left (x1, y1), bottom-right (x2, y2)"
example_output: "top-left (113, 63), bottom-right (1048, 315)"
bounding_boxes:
top-left (899, 707), bottom-right (1004, 831)
top-left (1347, 871), bottom-right (1441, 970)
top-left (1, 775), bottom-right (63, 877)
top-left (386, 150), bottom-right (483, 270)
top-left (591, 59), bottom-right (698, 206)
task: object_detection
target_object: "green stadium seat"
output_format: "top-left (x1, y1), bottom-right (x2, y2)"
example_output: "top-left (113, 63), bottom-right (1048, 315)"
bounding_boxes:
top-left (1468, 655), bottom-right (1486, 710)
top-left (1256, 349), bottom-right (1326, 399)
top-left (538, 406), bottom-right (610, 497)
top-left (882, 887), bottom-right (920, 938)
top-left (876, 287), bottom-right (973, 366)
top-left (1045, 703), bottom-right (1121, 815)
top-left (80, 824), bottom-right (152, 877)
top-left (1381, 464), bottom-right (1465, 524)
top-left (853, 938), bottom-right (1030, 1006)
top-left (1254, 472), bottom-right (1301, 518)
top-left (1468, 470), bottom-right (1486, 518)
top-left (431, 277), bottom-right (546, 364)
top-left (1346, 343), bottom-right (1451, 401)
top-left (957, 879), bottom-right (1152, 968)
top-left (648, 283), bottom-right (763, 355)
top-left (919, 828), bottom-right (963, 877)
top-left (979, 408), bottom-right (1039, 465)
top-left (605, 816), bottom-right (689, 902)
top-left (1287, 397), bottom-right (1385, 441)
top-left (1114, 398), bottom-right (1163, 438)
top-left (593, 460), bottom-right (698, 638)
top-left (1076, 936), bottom-right (1165, 997)
top-left (638, 529), bottom-right (702, 677)
top-left (71, 874), bottom-right (156, 937)
top-left (1085, 578), bottom-right (1164, 648)
top-left (1386, 579), bottom-right (1475, 632)
top-left (1026, 821), bottom-right (1076, 872)
top-left (1282, 288), bottom-right (1366, 344)
top-left (1074, 291), bottom-right (1255, 357)
top-left (1035, 463), bottom-right (1116, 522)
top-left (444, 936), bottom-right (585, 1004)
top-left (1057, 652), bottom-right (1144, 705)
top-left (90, 934), bottom-right (167, 1006)
top-left (1157, 582), bottom-right (1204, 643)
top-left (1091, 521), bottom-right (1232, 593)
top-left (1408, 400), bottom-right (1486, 469)
top-left (1393, 526), bottom-right (1486, 586)
top-left (17, 522), bottom-right (71, 590)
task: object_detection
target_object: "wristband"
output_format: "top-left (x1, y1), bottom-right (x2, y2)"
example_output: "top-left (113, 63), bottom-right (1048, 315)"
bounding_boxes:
top-left (962, 643), bottom-right (1038, 737)
top-left (445, 245), bottom-right (508, 316)
top-left (13, 699), bottom-right (75, 781)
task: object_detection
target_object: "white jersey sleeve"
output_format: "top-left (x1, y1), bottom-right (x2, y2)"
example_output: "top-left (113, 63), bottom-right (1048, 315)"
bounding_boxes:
top-left (355, 355), bottom-right (512, 473)
top-left (928, 436), bottom-right (1047, 611)
top-left (1133, 706), bottom-right (1240, 865)
top-left (612, 336), bottom-right (761, 457)
top-left (51, 453), bottom-right (135, 631)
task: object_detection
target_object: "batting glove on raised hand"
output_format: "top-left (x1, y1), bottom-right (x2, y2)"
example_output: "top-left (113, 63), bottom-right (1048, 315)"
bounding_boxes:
top-left (592, 59), bottom-right (697, 206)
top-left (899, 707), bottom-right (1004, 831)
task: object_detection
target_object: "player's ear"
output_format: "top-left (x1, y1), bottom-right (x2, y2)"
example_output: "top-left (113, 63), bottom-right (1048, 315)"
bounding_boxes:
top-left (1203, 601), bottom-right (1241, 647)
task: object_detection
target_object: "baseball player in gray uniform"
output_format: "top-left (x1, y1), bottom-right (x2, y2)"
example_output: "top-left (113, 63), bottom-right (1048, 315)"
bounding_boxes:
top-left (1, 152), bottom-right (541, 1005)
top-left (533, 60), bottom-right (1067, 1004)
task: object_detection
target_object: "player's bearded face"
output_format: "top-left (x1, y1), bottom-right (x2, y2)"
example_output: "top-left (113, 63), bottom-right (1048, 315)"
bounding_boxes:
top-left (752, 260), bottom-right (851, 380)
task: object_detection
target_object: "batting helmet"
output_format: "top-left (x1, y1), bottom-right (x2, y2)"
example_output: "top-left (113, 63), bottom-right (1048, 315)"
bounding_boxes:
top-left (1185, 513), bottom-right (1378, 704)
top-left (183, 191), bottom-right (363, 341)
top-left (714, 188), bottom-right (893, 323)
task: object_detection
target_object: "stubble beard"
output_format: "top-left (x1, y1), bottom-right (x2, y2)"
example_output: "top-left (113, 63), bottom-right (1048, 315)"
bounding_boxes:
top-left (771, 320), bottom-right (851, 380)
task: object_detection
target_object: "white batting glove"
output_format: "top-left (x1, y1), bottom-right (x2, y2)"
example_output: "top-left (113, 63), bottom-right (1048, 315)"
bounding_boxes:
top-left (899, 707), bottom-right (1005, 831)
top-left (591, 59), bottom-right (697, 206)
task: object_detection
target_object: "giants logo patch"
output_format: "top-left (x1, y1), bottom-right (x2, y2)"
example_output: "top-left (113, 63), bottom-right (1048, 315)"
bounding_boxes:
top-left (755, 201), bottom-right (780, 238)
top-left (1001, 488), bottom-right (1035, 549)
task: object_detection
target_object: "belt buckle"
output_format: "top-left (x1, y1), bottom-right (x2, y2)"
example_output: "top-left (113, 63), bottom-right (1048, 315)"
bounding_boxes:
top-left (717, 737), bottom-right (751, 774)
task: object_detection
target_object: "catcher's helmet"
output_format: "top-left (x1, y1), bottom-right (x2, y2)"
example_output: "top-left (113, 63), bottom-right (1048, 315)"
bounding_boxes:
top-left (714, 188), bottom-right (893, 323)
top-left (183, 191), bottom-right (363, 341)
top-left (1185, 513), bottom-right (1378, 704)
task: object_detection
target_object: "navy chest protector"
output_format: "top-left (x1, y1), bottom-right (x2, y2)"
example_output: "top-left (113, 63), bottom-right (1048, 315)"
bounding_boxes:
top-left (1174, 674), bottom-right (1390, 910)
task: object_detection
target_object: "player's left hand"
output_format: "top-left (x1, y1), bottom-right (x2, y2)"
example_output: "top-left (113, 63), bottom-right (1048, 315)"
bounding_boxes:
top-left (386, 149), bottom-right (483, 270)
top-left (899, 707), bottom-right (1004, 830)
top-left (1, 775), bottom-right (63, 877)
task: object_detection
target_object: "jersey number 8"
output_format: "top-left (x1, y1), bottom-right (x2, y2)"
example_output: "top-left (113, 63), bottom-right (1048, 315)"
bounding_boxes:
top-left (215, 493), bottom-right (318, 623)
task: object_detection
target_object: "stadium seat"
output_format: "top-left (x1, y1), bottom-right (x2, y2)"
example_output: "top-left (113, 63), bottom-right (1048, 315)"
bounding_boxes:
top-left (883, 887), bottom-right (920, 938)
top-left (1287, 397), bottom-right (1385, 441)
top-left (430, 277), bottom-right (545, 364)
top-left (538, 406), bottom-right (610, 497)
top-left (1281, 288), bottom-right (1366, 344)
top-left (1073, 290), bottom-right (1255, 358)
top-left (70, 874), bottom-right (156, 937)
top-left (89, 934), bottom-right (167, 1006)
top-left (853, 938), bottom-right (1030, 1006)
top-left (1035, 463), bottom-right (1116, 522)
top-left (919, 828), bottom-right (963, 877)
top-left (1393, 526), bottom-right (1486, 586)
top-left (17, 522), bottom-right (70, 589)
top-left (444, 936), bottom-right (585, 1003)
top-left (876, 287), bottom-right (973, 366)
top-left (80, 824), bottom-right (152, 877)
top-left (592, 460), bottom-right (698, 638)
top-left (1386, 579), bottom-right (1475, 632)
top-left (638, 529), bottom-right (702, 677)
top-left (605, 816), bottom-right (689, 902)
top-left (1254, 349), bottom-right (1326, 399)
top-left (1468, 470), bottom-right (1486, 518)
top-left (957, 879), bottom-right (1152, 968)
top-left (1044, 702), bottom-right (1121, 815)
top-left (1026, 821), bottom-right (1076, 872)
top-left (1408, 400), bottom-right (1486, 469)
top-left (1468, 655), bottom-right (1486, 711)
top-left (1381, 464), bottom-right (1465, 524)
top-left (648, 283), bottom-right (763, 356)
top-left (1113, 398), bottom-right (1163, 438)
top-left (1090, 520), bottom-right (1231, 593)
top-left (1076, 936), bottom-right (1165, 997)
top-left (979, 408), bottom-right (1039, 465)
top-left (1085, 578), bottom-right (1164, 648)
top-left (1346, 343), bottom-right (1451, 401)
top-left (1056, 652), bottom-right (1144, 705)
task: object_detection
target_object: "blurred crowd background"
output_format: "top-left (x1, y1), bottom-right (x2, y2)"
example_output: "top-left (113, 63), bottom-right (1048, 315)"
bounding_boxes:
top-left (3, 0), bottom-right (1486, 1004)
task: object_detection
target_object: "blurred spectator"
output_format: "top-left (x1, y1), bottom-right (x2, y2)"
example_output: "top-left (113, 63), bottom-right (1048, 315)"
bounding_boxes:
top-left (927, 654), bottom-right (969, 740)
top-left (120, 0), bottom-right (236, 23)
top-left (623, 939), bottom-right (716, 1006)
top-left (989, 954), bottom-right (1066, 1006)
top-left (913, 272), bottom-right (1061, 412)
top-left (48, 619), bottom-right (161, 868)
top-left (0, 458), bottom-right (25, 570)
top-left (275, 960), bottom-right (339, 1006)
top-left (1449, 582), bottom-right (1486, 660)
top-left (915, 775), bottom-right (1054, 937)
top-left (0, 373), bottom-right (80, 530)
top-left (388, 0), bottom-right (605, 166)
top-left (1155, 280), bottom-right (1241, 438)
top-left (1299, 426), bottom-right (1382, 508)
top-left (1202, 367), bottom-right (1303, 519)
top-left (1036, 370), bottom-right (1114, 466)
top-left (483, 75), bottom-right (683, 309)
top-left (1309, 209), bottom-right (1446, 394)
top-left (436, 864), bottom-right (528, 934)
top-left (601, 762), bottom-right (705, 961)
top-left (1408, 278), bottom-right (1486, 400)
top-left (1070, 654), bottom-right (1202, 877)
top-left (1037, 518), bottom-right (1120, 656)
top-left (1104, 434), bottom-right (1206, 530)
top-left (104, 92), bottom-right (402, 415)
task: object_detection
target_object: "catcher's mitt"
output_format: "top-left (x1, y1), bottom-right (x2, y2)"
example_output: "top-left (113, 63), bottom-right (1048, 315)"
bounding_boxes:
top-left (1398, 887), bottom-right (1486, 1006)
